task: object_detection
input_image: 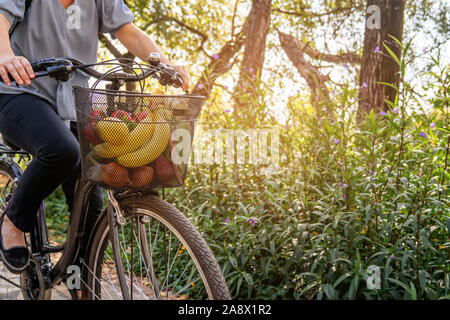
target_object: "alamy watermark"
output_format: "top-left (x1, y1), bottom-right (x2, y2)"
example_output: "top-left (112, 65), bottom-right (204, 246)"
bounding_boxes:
top-left (366, 265), bottom-right (381, 290)
top-left (366, 5), bottom-right (381, 30)
top-left (66, 264), bottom-right (81, 290)
top-left (66, 5), bottom-right (81, 30)
top-left (170, 122), bottom-right (280, 175)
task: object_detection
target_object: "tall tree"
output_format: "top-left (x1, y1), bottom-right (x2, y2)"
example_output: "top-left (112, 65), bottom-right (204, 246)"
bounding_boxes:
top-left (234, 0), bottom-right (272, 110)
top-left (358, 0), bottom-right (405, 115)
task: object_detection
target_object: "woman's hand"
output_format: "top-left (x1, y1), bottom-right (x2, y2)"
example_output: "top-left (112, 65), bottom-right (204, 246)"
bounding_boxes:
top-left (0, 54), bottom-right (35, 86)
top-left (172, 65), bottom-right (190, 92)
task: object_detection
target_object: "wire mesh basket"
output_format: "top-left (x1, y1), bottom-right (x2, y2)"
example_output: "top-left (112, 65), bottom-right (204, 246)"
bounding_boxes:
top-left (74, 86), bottom-right (203, 191)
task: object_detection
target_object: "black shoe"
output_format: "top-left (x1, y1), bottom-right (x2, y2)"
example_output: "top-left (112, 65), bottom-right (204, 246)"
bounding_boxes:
top-left (0, 210), bottom-right (30, 274)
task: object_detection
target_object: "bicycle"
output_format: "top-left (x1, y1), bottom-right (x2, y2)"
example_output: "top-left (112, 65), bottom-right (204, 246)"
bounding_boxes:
top-left (0, 56), bottom-right (231, 300)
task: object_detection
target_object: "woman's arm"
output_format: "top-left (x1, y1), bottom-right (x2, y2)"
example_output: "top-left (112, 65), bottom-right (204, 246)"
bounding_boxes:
top-left (0, 14), bottom-right (34, 86)
top-left (114, 23), bottom-right (190, 91)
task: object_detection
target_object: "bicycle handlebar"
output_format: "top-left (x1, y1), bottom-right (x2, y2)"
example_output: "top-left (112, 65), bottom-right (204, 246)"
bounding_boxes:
top-left (0, 55), bottom-right (184, 89)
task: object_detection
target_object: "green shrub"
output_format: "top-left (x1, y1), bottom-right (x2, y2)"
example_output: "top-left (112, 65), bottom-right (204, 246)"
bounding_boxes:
top-left (45, 45), bottom-right (449, 300)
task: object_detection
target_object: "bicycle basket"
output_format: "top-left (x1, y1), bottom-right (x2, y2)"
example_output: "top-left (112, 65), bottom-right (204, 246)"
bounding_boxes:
top-left (73, 86), bottom-right (204, 191)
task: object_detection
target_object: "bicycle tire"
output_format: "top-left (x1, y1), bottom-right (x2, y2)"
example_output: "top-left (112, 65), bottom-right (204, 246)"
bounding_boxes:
top-left (85, 195), bottom-right (231, 300)
top-left (0, 160), bottom-right (52, 300)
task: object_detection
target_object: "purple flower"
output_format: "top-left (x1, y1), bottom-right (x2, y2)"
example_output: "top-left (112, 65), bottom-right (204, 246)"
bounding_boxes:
top-left (358, 267), bottom-right (362, 273)
top-left (422, 48), bottom-right (426, 53)
top-left (225, 109), bottom-right (231, 113)
top-left (223, 85), bottom-right (229, 90)
top-left (212, 54), bottom-right (220, 60)
top-left (249, 67), bottom-right (254, 73)
top-left (249, 218), bottom-right (255, 226)
top-left (197, 84), bottom-right (204, 89)
top-left (334, 139), bottom-right (340, 145)
top-left (369, 170), bottom-right (373, 175)
top-left (362, 82), bottom-right (368, 88)
top-left (389, 254), bottom-right (395, 260)
top-left (243, 114), bottom-right (248, 119)
top-left (343, 63), bottom-right (348, 69)
top-left (226, 63), bottom-right (231, 69)
top-left (252, 74), bottom-right (256, 80)
top-left (374, 46), bottom-right (380, 53)
top-left (379, 111), bottom-right (387, 116)
top-left (430, 123), bottom-right (436, 128)
top-left (343, 194), bottom-right (347, 199)
top-left (225, 218), bottom-right (230, 223)
top-left (211, 111), bottom-right (216, 116)
top-left (393, 108), bottom-right (399, 115)
top-left (365, 102), bottom-right (370, 107)
top-left (338, 182), bottom-right (343, 187)
top-left (420, 131), bottom-right (427, 138)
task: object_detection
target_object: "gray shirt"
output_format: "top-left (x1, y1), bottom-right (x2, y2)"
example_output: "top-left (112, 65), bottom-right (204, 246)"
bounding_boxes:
top-left (0, 0), bottom-right (134, 121)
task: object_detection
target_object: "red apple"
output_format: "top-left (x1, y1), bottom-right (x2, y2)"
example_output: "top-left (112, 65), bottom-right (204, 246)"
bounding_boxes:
top-left (83, 122), bottom-right (103, 145)
top-left (154, 155), bottom-right (174, 184)
top-left (111, 110), bottom-right (132, 122)
top-left (136, 111), bottom-right (148, 121)
top-left (89, 109), bottom-right (104, 122)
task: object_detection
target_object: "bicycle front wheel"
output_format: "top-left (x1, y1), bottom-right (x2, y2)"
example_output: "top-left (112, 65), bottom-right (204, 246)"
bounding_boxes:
top-left (85, 195), bottom-right (230, 300)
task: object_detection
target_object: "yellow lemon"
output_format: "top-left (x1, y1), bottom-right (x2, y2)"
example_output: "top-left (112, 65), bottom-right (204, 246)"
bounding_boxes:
top-left (96, 117), bottom-right (129, 146)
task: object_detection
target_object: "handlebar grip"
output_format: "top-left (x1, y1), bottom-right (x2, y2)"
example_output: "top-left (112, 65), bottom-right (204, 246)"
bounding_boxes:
top-left (173, 73), bottom-right (183, 88)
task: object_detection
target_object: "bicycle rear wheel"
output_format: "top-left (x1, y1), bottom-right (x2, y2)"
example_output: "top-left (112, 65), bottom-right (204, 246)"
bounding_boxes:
top-left (0, 160), bottom-right (52, 300)
top-left (85, 195), bottom-right (230, 300)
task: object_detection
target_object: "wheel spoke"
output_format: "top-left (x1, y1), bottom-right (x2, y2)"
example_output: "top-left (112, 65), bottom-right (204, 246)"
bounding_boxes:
top-left (87, 201), bottom-right (226, 300)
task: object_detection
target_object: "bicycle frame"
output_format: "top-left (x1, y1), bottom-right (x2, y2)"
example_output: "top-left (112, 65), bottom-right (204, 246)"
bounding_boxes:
top-left (0, 142), bottom-right (112, 288)
top-left (48, 176), bottom-right (94, 285)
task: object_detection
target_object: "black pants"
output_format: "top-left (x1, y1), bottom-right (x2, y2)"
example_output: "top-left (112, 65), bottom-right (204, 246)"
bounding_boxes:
top-left (0, 93), bottom-right (103, 232)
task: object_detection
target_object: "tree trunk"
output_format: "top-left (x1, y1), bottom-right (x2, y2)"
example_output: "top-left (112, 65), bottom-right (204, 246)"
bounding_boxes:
top-left (358, 0), bottom-right (405, 116)
top-left (234, 0), bottom-right (272, 110)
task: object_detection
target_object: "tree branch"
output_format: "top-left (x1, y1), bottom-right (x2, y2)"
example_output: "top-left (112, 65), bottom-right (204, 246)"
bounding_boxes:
top-left (98, 33), bottom-right (123, 59)
top-left (273, 3), bottom-right (363, 18)
top-left (191, 28), bottom-right (247, 98)
top-left (278, 31), bottom-right (330, 110)
top-left (298, 41), bottom-right (361, 64)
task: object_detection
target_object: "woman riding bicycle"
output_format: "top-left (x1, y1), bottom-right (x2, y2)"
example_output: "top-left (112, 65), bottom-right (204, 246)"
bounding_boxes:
top-left (0, 0), bottom-right (189, 274)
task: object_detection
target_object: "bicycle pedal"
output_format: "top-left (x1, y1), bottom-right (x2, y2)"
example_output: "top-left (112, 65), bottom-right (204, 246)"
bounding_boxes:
top-left (42, 243), bottom-right (65, 253)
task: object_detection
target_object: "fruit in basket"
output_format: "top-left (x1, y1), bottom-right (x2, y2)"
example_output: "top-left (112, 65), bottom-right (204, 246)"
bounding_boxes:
top-left (136, 111), bottom-right (148, 121)
top-left (117, 110), bottom-right (170, 168)
top-left (89, 109), bottom-right (104, 123)
top-left (83, 122), bottom-right (103, 145)
top-left (154, 155), bottom-right (174, 183)
top-left (101, 162), bottom-right (130, 188)
top-left (96, 117), bottom-right (129, 146)
top-left (111, 110), bottom-right (132, 122)
top-left (130, 166), bottom-right (154, 188)
top-left (93, 112), bottom-right (155, 159)
top-left (158, 106), bottom-right (174, 121)
top-left (85, 152), bottom-right (103, 183)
